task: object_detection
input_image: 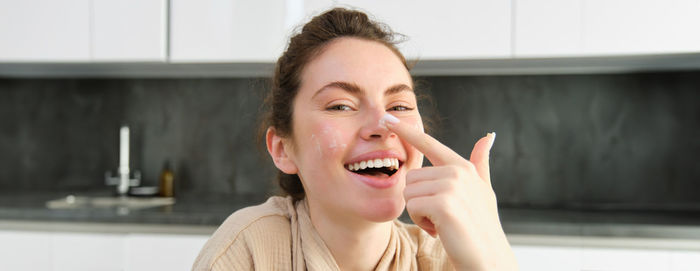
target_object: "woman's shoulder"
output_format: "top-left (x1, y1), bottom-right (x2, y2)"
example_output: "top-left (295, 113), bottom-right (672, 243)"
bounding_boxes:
top-left (192, 196), bottom-right (295, 271)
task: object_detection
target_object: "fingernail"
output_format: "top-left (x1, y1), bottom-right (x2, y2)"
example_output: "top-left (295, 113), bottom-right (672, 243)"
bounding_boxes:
top-left (487, 132), bottom-right (496, 148)
top-left (380, 113), bottom-right (400, 126)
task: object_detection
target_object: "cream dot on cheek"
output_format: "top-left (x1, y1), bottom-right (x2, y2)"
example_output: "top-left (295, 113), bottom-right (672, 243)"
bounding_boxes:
top-left (317, 124), bottom-right (347, 156)
top-left (310, 134), bottom-right (323, 156)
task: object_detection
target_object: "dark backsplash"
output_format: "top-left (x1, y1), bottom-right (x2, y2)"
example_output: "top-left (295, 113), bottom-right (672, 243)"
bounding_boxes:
top-left (1, 72), bottom-right (698, 209)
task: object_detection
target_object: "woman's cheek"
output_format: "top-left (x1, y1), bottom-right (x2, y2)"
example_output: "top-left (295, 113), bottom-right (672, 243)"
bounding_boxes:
top-left (310, 123), bottom-right (349, 158)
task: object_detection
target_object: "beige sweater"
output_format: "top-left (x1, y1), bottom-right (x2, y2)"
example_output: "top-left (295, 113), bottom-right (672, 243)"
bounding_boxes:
top-left (192, 196), bottom-right (453, 271)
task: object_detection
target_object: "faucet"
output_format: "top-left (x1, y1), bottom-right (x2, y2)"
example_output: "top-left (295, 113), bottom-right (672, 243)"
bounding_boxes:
top-left (105, 125), bottom-right (141, 196)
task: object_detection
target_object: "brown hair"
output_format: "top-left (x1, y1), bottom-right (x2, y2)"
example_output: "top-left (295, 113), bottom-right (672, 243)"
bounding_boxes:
top-left (258, 7), bottom-right (420, 201)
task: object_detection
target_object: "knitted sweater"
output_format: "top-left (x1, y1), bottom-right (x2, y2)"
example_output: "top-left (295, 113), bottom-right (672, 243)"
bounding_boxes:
top-left (192, 196), bottom-right (453, 270)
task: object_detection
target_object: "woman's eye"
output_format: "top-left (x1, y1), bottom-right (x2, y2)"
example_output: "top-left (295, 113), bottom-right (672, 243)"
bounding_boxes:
top-left (327, 104), bottom-right (353, 111)
top-left (389, 105), bottom-right (413, 111)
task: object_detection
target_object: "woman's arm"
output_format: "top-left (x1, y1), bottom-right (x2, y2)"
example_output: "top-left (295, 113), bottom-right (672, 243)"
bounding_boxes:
top-left (384, 114), bottom-right (518, 271)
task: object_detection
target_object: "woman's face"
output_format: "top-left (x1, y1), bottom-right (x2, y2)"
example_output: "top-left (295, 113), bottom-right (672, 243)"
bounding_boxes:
top-left (287, 37), bottom-right (424, 222)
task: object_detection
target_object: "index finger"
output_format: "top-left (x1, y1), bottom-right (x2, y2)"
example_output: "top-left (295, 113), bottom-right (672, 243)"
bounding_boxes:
top-left (381, 113), bottom-right (464, 166)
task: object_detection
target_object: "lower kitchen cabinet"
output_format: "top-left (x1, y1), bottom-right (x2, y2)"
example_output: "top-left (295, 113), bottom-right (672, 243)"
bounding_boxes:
top-left (513, 244), bottom-right (700, 271)
top-left (3, 229), bottom-right (700, 270)
top-left (671, 250), bottom-right (700, 271)
top-left (52, 232), bottom-right (125, 271)
top-left (581, 247), bottom-right (671, 271)
top-left (0, 229), bottom-right (209, 271)
top-left (0, 231), bottom-right (52, 270)
top-left (513, 245), bottom-right (582, 271)
top-left (125, 234), bottom-right (211, 271)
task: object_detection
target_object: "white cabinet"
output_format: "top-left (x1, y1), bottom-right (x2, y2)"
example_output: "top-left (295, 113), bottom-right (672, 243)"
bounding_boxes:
top-left (0, 0), bottom-right (166, 62)
top-left (671, 250), bottom-right (700, 271)
top-left (92, 0), bottom-right (167, 61)
top-left (581, 247), bottom-right (671, 271)
top-left (512, 245), bottom-right (582, 271)
top-left (3, 0), bottom-right (700, 74)
top-left (170, 0), bottom-right (292, 62)
top-left (0, 0), bottom-right (91, 62)
top-left (125, 234), bottom-right (209, 271)
top-left (514, 0), bottom-right (582, 57)
top-left (514, 244), bottom-right (700, 271)
top-left (0, 231), bottom-right (52, 270)
top-left (170, 0), bottom-right (511, 62)
top-left (338, 0), bottom-right (512, 60)
top-left (0, 229), bottom-right (209, 271)
top-left (52, 233), bottom-right (126, 271)
top-left (581, 0), bottom-right (700, 55)
top-left (515, 0), bottom-right (700, 57)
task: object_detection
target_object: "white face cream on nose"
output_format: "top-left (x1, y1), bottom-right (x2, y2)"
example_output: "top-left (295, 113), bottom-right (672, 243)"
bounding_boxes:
top-left (379, 113), bottom-right (400, 129)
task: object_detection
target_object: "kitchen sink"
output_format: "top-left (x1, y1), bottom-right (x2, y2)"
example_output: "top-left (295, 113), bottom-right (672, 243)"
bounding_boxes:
top-left (46, 195), bottom-right (175, 210)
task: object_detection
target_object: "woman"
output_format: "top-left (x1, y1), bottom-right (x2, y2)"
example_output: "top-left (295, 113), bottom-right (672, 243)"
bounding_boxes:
top-left (194, 8), bottom-right (517, 271)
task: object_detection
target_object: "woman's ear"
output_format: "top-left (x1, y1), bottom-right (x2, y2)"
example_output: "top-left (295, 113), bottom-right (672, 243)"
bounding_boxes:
top-left (266, 127), bottom-right (298, 174)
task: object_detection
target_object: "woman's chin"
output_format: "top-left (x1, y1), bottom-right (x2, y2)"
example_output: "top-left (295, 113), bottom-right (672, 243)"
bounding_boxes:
top-left (358, 197), bottom-right (405, 222)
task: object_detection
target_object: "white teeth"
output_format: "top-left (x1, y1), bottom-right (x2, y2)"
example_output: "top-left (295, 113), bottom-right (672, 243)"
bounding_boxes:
top-left (346, 158), bottom-right (400, 171)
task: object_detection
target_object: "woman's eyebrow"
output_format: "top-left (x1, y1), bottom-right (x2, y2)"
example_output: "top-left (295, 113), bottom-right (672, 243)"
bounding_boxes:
top-left (385, 83), bottom-right (413, 96)
top-left (312, 81), bottom-right (413, 99)
top-left (312, 81), bottom-right (362, 99)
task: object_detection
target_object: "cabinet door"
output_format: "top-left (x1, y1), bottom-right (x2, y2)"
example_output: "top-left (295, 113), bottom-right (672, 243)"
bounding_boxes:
top-left (671, 250), bottom-right (700, 271)
top-left (0, 0), bottom-right (90, 62)
top-left (170, 0), bottom-right (290, 62)
top-left (581, 247), bottom-right (671, 271)
top-left (338, 0), bottom-right (512, 60)
top-left (125, 234), bottom-right (209, 271)
top-left (514, 0), bottom-right (582, 57)
top-left (51, 232), bottom-right (126, 271)
top-left (92, 0), bottom-right (167, 61)
top-left (0, 231), bottom-right (51, 270)
top-left (582, 0), bottom-right (700, 55)
top-left (512, 245), bottom-right (582, 271)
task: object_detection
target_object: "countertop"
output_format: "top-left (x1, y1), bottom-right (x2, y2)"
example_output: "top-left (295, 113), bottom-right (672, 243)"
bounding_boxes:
top-left (0, 190), bottom-right (266, 228)
top-left (3, 190), bottom-right (700, 247)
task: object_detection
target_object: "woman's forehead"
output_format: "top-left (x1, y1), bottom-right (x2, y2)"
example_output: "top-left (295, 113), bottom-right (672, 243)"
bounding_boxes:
top-left (298, 37), bottom-right (412, 98)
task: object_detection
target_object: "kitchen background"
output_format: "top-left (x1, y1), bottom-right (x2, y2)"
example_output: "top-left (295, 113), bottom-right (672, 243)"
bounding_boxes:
top-left (2, 0), bottom-right (700, 270)
top-left (2, 72), bottom-right (699, 209)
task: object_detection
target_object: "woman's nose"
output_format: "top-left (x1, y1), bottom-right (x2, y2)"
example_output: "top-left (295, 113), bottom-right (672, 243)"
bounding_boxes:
top-left (359, 108), bottom-right (392, 140)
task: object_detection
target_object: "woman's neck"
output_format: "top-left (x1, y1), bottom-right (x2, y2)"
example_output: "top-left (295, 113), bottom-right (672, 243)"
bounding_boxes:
top-left (307, 198), bottom-right (393, 271)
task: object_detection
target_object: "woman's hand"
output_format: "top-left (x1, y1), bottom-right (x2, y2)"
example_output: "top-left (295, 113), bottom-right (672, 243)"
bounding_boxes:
top-left (384, 115), bottom-right (518, 270)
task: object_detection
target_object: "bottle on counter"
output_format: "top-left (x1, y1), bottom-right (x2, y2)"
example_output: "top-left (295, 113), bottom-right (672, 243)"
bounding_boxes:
top-left (159, 160), bottom-right (174, 197)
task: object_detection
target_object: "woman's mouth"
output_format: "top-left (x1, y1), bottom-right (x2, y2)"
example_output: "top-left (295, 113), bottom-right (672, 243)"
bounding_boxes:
top-left (344, 158), bottom-right (402, 178)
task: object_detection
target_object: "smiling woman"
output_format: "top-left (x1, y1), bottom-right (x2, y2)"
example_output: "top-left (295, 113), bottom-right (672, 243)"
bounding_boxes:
top-left (193, 7), bottom-right (517, 271)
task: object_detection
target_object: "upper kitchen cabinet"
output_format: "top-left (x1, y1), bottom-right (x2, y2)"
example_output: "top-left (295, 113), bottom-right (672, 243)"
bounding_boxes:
top-left (514, 0), bottom-right (582, 57)
top-left (337, 0), bottom-right (512, 60)
top-left (169, 0), bottom-right (512, 62)
top-left (170, 0), bottom-right (292, 62)
top-left (0, 0), bottom-right (166, 62)
top-left (582, 0), bottom-right (700, 55)
top-left (515, 0), bottom-right (700, 57)
top-left (0, 0), bottom-right (91, 62)
top-left (92, 0), bottom-right (167, 62)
